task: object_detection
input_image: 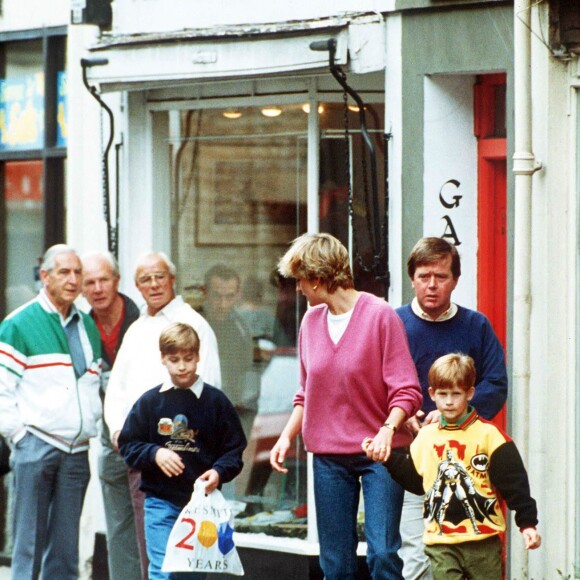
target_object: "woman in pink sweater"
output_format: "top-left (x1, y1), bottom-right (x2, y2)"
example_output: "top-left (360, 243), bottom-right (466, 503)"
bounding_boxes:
top-left (270, 233), bottom-right (422, 579)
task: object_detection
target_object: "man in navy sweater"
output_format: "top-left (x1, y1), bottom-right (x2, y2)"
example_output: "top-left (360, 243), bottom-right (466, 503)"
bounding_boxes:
top-left (396, 237), bottom-right (508, 580)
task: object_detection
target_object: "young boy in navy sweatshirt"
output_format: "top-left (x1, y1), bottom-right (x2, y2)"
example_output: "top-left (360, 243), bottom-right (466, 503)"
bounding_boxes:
top-left (119, 322), bottom-right (246, 579)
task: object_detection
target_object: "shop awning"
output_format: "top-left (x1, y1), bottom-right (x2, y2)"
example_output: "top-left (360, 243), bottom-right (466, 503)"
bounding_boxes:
top-left (82, 13), bottom-right (386, 93)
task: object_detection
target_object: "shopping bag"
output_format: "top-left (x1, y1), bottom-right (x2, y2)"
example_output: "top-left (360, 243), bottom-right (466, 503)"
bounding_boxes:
top-left (162, 480), bottom-right (244, 576)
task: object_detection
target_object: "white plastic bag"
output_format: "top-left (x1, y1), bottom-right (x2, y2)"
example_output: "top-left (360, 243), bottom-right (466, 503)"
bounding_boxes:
top-left (162, 480), bottom-right (244, 576)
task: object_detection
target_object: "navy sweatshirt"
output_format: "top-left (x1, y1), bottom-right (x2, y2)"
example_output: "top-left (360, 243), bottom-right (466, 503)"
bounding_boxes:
top-left (119, 382), bottom-right (247, 507)
top-left (396, 304), bottom-right (508, 419)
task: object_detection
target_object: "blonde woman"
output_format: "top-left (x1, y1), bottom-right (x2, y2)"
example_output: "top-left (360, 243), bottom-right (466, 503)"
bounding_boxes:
top-left (270, 233), bottom-right (422, 579)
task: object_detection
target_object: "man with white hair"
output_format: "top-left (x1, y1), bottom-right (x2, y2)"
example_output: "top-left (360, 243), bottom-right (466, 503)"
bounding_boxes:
top-left (82, 251), bottom-right (141, 580)
top-left (104, 251), bottom-right (220, 578)
top-left (0, 244), bottom-right (102, 579)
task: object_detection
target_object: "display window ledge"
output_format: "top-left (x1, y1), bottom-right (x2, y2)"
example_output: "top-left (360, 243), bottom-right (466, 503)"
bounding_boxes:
top-left (234, 532), bottom-right (367, 556)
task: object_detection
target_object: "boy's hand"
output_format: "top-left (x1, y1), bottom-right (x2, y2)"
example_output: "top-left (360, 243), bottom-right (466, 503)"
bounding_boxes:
top-left (522, 527), bottom-right (541, 550)
top-left (197, 469), bottom-right (220, 494)
top-left (155, 448), bottom-right (185, 477)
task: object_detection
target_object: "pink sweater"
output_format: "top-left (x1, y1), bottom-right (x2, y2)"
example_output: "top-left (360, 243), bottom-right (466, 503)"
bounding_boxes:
top-left (294, 292), bottom-right (422, 454)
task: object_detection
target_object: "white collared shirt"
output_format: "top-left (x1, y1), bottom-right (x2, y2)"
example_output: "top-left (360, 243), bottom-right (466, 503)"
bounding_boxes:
top-left (159, 375), bottom-right (204, 398)
top-left (411, 297), bottom-right (458, 322)
top-left (104, 295), bottom-right (221, 437)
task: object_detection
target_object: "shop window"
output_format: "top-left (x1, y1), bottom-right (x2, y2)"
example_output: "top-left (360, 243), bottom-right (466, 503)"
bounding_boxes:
top-left (319, 102), bottom-right (386, 298)
top-left (164, 104), bottom-right (309, 538)
top-left (158, 97), bottom-right (384, 543)
top-left (4, 160), bottom-right (43, 312)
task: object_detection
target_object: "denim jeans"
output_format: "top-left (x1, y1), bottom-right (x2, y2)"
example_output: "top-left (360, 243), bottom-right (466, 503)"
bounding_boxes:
top-left (144, 496), bottom-right (206, 580)
top-left (313, 454), bottom-right (405, 580)
top-left (11, 432), bottom-right (90, 580)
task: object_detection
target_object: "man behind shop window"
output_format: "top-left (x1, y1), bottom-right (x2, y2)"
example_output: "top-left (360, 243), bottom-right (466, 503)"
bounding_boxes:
top-left (0, 244), bottom-right (102, 579)
top-left (203, 264), bottom-right (257, 440)
top-left (82, 251), bottom-right (141, 580)
top-left (396, 237), bottom-right (508, 580)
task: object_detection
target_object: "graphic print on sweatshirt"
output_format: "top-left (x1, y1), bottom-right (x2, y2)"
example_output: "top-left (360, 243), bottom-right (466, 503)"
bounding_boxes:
top-left (424, 443), bottom-right (500, 537)
top-left (158, 414), bottom-right (200, 453)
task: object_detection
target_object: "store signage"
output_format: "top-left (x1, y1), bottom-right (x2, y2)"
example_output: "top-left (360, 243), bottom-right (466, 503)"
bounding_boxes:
top-left (0, 74), bottom-right (44, 150)
top-left (57, 71), bottom-right (68, 147)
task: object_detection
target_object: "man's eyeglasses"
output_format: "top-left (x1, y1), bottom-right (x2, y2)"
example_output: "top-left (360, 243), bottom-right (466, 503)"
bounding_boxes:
top-left (137, 272), bottom-right (170, 286)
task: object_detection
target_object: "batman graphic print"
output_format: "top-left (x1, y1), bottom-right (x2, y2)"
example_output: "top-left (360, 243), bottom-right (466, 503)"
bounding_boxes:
top-left (404, 409), bottom-right (519, 545)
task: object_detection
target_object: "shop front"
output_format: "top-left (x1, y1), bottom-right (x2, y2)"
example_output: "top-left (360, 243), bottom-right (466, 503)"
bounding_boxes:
top-left (82, 14), bottom-right (388, 576)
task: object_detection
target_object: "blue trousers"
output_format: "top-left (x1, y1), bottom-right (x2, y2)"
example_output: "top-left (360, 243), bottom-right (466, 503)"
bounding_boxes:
top-left (11, 433), bottom-right (90, 580)
top-left (144, 496), bottom-right (206, 580)
top-left (313, 454), bottom-right (405, 580)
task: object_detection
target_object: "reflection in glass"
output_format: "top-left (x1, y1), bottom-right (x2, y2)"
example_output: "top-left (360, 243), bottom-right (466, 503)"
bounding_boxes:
top-left (164, 104), bottom-right (309, 538)
top-left (319, 102), bottom-right (386, 297)
top-left (4, 161), bottom-right (44, 313)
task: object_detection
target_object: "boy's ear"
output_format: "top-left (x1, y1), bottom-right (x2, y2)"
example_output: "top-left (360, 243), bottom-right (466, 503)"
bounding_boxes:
top-left (467, 386), bottom-right (475, 401)
top-left (160, 353), bottom-right (167, 366)
top-left (428, 387), bottom-right (436, 402)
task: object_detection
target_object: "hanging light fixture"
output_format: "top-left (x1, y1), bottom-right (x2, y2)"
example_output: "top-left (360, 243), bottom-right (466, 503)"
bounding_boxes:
top-left (223, 109), bottom-right (242, 119)
top-left (302, 103), bottom-right (325, 114)
top-left (261, 106), bottom-right (282, 118)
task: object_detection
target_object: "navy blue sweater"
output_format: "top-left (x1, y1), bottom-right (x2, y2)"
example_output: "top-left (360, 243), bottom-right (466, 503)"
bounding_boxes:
top-left (119, 383), bottom-right (247, 507)
top-left (396, 304), bottom-right (508, 419)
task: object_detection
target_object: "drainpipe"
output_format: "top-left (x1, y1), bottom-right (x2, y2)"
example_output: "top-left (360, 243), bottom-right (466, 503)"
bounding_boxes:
top-left (511, 0), bottom-right (542, 577)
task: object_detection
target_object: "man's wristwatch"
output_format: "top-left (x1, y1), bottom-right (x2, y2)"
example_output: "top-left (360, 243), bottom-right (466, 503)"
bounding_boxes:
top-left (382, 421), bottom-right (397, 433)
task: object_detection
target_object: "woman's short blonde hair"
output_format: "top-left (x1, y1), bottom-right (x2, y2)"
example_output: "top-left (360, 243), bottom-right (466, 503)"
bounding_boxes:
top-left (159, 322), bottom-right (200, 355)
top-left (277, 233), bottom-right (354, 293)
top-left (428, 353), bottom-right (476, 391)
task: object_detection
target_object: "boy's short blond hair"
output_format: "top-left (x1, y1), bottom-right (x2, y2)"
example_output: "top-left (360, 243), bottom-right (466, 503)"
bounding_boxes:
top-left (159, 322), bottom-right (200, 355)
top-left (428, 353), bottom-right (476, 391)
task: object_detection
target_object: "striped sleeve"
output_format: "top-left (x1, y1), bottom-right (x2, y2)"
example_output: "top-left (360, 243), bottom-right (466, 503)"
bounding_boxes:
top-left (0, 321), bottom-right (27, 439)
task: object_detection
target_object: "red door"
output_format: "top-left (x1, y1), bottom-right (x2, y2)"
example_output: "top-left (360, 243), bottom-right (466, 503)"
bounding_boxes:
top-left (475, 74), bottom-right (508, 575)
top-left (474, 74), bottom-right (507, 431)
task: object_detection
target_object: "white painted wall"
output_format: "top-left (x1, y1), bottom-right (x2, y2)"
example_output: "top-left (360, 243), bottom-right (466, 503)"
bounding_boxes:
top-left (518, 22), bottom-right (577, 577)
top-left (423, 74), bottom-right (477, 310)
top-left (112, 0), bottom-right (395, 34)
top-left (385, 13), bottom-right (404, 307)
top-left (0, 0), bottom-right (68, 31)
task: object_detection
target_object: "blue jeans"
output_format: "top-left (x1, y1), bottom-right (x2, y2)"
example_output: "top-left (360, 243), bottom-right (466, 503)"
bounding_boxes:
top-left (144, 496), bottom-right (206, 580)
top-left (314, 454), bottom-right (405, 580)
top-left (11, 432), bottom-right (90, 580)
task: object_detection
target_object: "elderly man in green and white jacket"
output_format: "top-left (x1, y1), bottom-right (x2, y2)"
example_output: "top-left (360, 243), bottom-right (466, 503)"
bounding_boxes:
top-left (0, 244), bottom-right (101, 580)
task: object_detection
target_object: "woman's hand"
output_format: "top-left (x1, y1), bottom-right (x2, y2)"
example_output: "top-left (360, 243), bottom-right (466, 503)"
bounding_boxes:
top-left (197, 469), bottom-right (220, 494)
top-left (270, 405), bottom-right (304, 474)
top-left (362, 426), bottom-right (396, 463)
top-left (155, 447), bottom-right (185, 477)
top-left (362, 407), bottom-right (406, 462)
top-left (270, 436), bottom-right (292, 474)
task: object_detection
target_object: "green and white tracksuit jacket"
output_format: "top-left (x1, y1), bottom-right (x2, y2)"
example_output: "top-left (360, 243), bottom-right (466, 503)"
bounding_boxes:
top-left (0, 292), bottom-right (102, 453)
